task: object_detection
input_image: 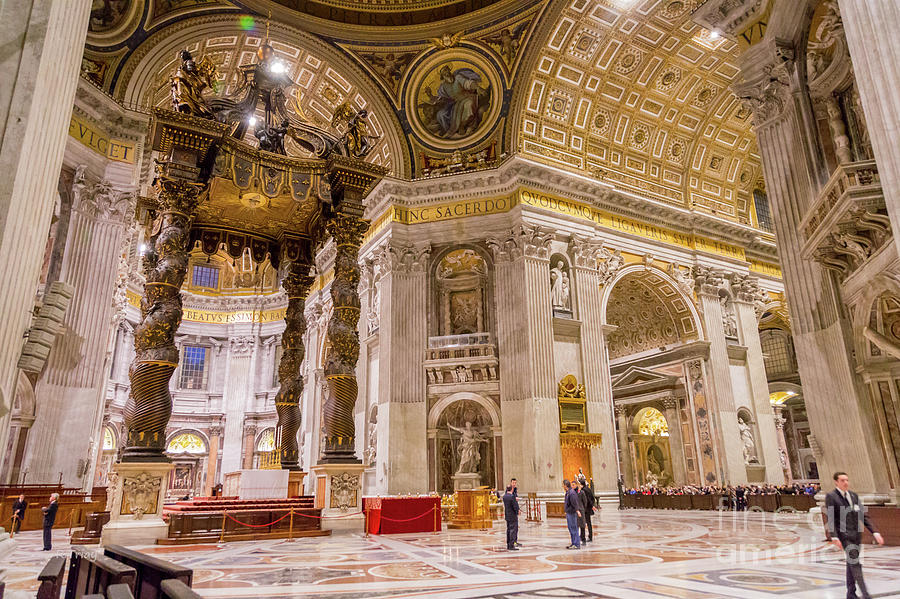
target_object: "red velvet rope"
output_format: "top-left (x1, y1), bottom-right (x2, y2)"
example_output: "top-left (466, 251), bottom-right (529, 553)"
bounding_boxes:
top-left (224, 511), bottom-right (292, 528)
top-left (376, 507), bottom-right (439, 523)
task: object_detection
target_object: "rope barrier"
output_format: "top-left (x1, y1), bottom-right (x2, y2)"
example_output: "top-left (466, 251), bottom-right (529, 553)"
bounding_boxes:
top-left (224, 511), bottom-right (292, 528)
top-left (376, 507), bottom-right (438, 523)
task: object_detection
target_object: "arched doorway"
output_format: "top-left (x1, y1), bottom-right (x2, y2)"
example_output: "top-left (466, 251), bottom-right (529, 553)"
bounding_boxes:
top-left (428, 393), bottom-right (501, 494)
top-left (630, 407), bottom-right (673, 487)
top-left (605, 264), bottom-right (704, 488)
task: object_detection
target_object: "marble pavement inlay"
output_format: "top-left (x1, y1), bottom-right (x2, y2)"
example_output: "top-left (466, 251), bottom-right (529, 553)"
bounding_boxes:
top-left (5, 510), bottom-right (900, 598)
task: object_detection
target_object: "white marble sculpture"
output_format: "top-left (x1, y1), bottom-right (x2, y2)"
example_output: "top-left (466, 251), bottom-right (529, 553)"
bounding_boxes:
top-left (449, 421), bottom-right (487, 474)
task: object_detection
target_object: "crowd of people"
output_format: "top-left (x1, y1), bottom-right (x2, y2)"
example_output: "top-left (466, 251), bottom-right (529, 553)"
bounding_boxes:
top-left (625, 482), bottom-right (820, 496)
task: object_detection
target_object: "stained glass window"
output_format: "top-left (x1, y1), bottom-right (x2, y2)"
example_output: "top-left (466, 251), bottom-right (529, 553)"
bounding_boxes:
top-left (257, 428), bottom-right (276, 452)
top-left (192, 265), bottom-right (220, 289)
top-left (102, 426), bottom-right (116, 451)
top-left (638, 408), bottom-right (669, 437)
top-left (179, 345), bottom-right (209, 389)
top-left (167, 432), bottom-right (207, 454)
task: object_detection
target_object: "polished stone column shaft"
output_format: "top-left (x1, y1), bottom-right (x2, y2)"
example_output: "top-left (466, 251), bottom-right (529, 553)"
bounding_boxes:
top-left (123, 178), bottom-right (202, 461)
top-left (276, 263), bottom-right (314, 470)
top-left (322, 214), bottom-right (368, 463)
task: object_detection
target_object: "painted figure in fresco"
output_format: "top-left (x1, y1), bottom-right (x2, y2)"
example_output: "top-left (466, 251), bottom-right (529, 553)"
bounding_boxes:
top-left (419, 64), bottom-right (490, 139)
top-left (449, 421), bottom-right (488, 474)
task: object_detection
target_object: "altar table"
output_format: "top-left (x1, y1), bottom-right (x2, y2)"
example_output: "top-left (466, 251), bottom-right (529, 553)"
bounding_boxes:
top-left (363, 496), bottom-right (441, 534)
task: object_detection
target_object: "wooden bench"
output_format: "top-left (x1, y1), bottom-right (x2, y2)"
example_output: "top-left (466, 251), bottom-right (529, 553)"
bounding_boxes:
top-left (64, 549), bottom-right (136, 599)
top-left (103, 545), bottom-right (192, 599)
top-left (159, 580), bottom-right (202, 599)
top-left (37, 555), bottom-right (67, 599)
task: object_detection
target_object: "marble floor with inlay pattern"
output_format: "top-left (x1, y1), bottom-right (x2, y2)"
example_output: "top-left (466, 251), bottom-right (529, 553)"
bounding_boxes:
top-left (4, 510), bottom-right (900, 598)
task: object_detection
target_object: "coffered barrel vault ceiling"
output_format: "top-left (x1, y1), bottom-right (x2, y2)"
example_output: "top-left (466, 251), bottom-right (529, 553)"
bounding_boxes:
top-left (515, 0), bottom-right (762, 225)
top-left (80, 0), bottom-right (766, 229)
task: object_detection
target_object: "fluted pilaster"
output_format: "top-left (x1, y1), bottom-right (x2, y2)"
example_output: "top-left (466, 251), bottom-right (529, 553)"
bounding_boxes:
top-left (489, 225), bottom-right (561, 493)
top-left (569, 236), bottom-right (617, 492)
top-left (693, 267), bottom-right (746, 483)
top-left (0, 0), bottom-right (92, 479)
top-left (25, 177), bottom-right (134, 485)
top-left (376, 241), bottom-right (430, 494)
top-left (734, 290), bottom-right (784, 484)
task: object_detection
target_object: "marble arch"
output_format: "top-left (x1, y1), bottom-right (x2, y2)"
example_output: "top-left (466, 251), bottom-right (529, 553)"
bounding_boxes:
top-left (427, 391), bottom-right (500, 429)
top-left (165, 429), bottom-right (210, 453)
top-left (115, 14), bottom-right (411, 176)
top-left (600, 263), bottom-right (703, 360)
top-left (510, 0), bottom-right (763, 224)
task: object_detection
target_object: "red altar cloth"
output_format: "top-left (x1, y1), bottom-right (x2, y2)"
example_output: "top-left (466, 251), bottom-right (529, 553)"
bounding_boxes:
top-left (363, 496), bottom-right (441, 534)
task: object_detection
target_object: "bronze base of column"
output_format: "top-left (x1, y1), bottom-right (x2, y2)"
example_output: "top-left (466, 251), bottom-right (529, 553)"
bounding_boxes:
top-left (320, 435), bottom-right (361, 464)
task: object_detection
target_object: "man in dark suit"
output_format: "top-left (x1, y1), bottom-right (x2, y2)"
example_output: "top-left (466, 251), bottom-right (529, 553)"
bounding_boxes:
top-left (41, 493), bottom-right (59, 551)
top-left (563, 479), bottom-right (581, 549)
top-left (11, 494), bottom-right (27, 534)
top-left (825, 472), bottom-right (884, 599)
top-left (502, 485), bottom-right (519, 550)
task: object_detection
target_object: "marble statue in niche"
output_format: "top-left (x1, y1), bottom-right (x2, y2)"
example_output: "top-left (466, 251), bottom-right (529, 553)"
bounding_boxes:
top-left (364, 405), bottom-right (377, 467)
top-left (449, 421), bottom-right (488, 474)
top-left (550, 259), bottom-right (571, 311)
top-left (738, 414), bottom-right (759, 464)
top-left (646, 444), bottom-right (672, 487)
top-left (721, 296), bottom-right (738, 338)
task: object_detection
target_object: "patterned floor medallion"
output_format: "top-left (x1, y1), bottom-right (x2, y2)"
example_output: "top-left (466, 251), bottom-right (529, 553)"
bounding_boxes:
top-left (5, 511), bottom-right (900, 598)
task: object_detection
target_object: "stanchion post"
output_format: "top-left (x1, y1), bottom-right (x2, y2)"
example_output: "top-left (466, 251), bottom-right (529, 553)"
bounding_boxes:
top-left (67, 509), bottom-right (75, 536)
top-left (288, 508), bottom-right (294, 542)
top-left (10, 515), bottom-right (16, 538)
top-left (363, 504), bottom-right (368, 538)
top-left (433, 504), bottom-right (438, 535)
top-left (219, 511), bottom-right (227, 544)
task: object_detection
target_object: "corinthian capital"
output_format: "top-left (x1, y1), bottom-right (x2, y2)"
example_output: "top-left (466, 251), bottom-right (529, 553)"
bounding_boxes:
top-left (692, 265), bottom-right (727, 296)
top-left (735, 41), bottom-right (796, 128)
top-left (72, 168), bottom-right (136, 222)
top-left (567, 236), bottom-right (604, 269)
top-left (375, 241), bottom-right (431, 274)
top-left (729, 272), bottom-right (769, 316)
top-left (487, 224), bottom-right (553, 262)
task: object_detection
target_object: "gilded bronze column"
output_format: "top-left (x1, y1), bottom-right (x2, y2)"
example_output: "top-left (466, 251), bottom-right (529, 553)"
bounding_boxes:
top-left (122, 177), bottom-right (202, 461)
top-left (321, 213), bottom-right (369, 462)
top-left (276, 260), bottom-right (315, 470)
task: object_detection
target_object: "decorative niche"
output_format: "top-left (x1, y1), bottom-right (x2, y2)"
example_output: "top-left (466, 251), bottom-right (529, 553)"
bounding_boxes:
top-left (434, 248), bottom-right (490, 336)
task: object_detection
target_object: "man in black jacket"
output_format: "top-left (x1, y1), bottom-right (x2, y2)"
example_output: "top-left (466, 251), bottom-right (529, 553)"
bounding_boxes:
top-left (502, 485), bottom-right (519, 550)
top-left (11, 494), bottom-right (26, 534)
top-left (41, 493), bottom-right (59, 551)
top-left (563, 479), bottom-right (581, 549)
top-left (582, 480), bottom-right (597, 542)
top-left (824, 472), bottom-right (884, 599)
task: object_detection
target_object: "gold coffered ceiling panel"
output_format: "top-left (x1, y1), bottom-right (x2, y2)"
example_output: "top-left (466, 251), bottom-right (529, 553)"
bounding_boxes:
top-left (519, 0), bottom-right (762, 225)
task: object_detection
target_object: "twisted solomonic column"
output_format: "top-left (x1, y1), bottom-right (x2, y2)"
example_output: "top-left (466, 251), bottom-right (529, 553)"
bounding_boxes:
top-left (322, 214), bottom-right (369, 462)
top-left (276, 262), bottom-right (315, 470)
top-left (123, 177), bottom-right (203, 461)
